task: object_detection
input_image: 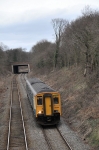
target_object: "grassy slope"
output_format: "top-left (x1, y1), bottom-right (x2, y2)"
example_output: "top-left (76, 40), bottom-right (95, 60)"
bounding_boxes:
top-left (29, 66), bottom-right (99, 149)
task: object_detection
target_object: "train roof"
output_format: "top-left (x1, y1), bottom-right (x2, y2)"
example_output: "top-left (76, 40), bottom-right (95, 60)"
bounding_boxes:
top-left (27, 78), bottom-right (55, 94)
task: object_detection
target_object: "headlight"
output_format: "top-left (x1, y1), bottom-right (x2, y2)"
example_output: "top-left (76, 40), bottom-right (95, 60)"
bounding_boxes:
top-left (38, 110), bottom-right (42, 114)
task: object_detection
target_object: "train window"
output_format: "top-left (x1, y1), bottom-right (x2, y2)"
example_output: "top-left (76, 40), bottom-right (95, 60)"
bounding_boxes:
top-left (53, 97), bottom-right (59, 104)
top-left (37, 97), bottom-right (42, 105)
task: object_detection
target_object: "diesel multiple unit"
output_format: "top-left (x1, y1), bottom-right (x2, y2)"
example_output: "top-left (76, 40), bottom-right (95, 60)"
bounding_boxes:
top-left (26, 78), bottom-right (61, 125)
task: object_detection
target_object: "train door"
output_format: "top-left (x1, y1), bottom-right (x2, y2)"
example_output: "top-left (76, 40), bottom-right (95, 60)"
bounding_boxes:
top-left (43, 94), bottom-right (53, 115)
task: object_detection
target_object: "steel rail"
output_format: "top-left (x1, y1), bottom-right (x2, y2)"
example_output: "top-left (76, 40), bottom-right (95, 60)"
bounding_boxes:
top-left (42, 128), bottom-right (54, 150)
top-left (56, 127), bottom-right (73, 150)
top-left (7, 81), bottom-right (13, 150)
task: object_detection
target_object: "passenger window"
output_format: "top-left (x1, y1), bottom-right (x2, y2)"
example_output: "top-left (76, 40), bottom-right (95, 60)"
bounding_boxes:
top-left (54, 97), bottom-right (59, 104)
top-left (37, 97), bottom-right (42, 105)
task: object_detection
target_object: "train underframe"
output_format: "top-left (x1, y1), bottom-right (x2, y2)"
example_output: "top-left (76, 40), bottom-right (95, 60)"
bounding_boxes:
top-left (36, 112), bottom-right (60, 125)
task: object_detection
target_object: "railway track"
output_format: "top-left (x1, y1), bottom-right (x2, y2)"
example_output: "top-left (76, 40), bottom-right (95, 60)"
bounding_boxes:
top-left (7, 75), bottom-right (28, 150)
top-left (42, 126), bottom-right (72, 150)
top-left (42, 125), bottom-right (73, 150)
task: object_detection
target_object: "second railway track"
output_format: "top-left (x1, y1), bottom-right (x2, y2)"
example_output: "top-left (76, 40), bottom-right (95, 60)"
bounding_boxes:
top-left (7, 75), bottom-right (28, 150)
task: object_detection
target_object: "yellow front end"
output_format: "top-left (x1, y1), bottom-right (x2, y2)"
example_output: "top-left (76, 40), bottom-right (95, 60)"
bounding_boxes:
top-left (35, 92), bottom-right (61, 125)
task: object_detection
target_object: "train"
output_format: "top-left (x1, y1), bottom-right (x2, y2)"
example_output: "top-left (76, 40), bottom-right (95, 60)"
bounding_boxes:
top-left (26, 78), bottom-right (61, 125)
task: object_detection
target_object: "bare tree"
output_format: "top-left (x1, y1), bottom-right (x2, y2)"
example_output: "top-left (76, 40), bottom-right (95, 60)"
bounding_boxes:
top-left (31, 40), bottom-right (54, 72)
top-left (52, 18), bottom-right (68, 68)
